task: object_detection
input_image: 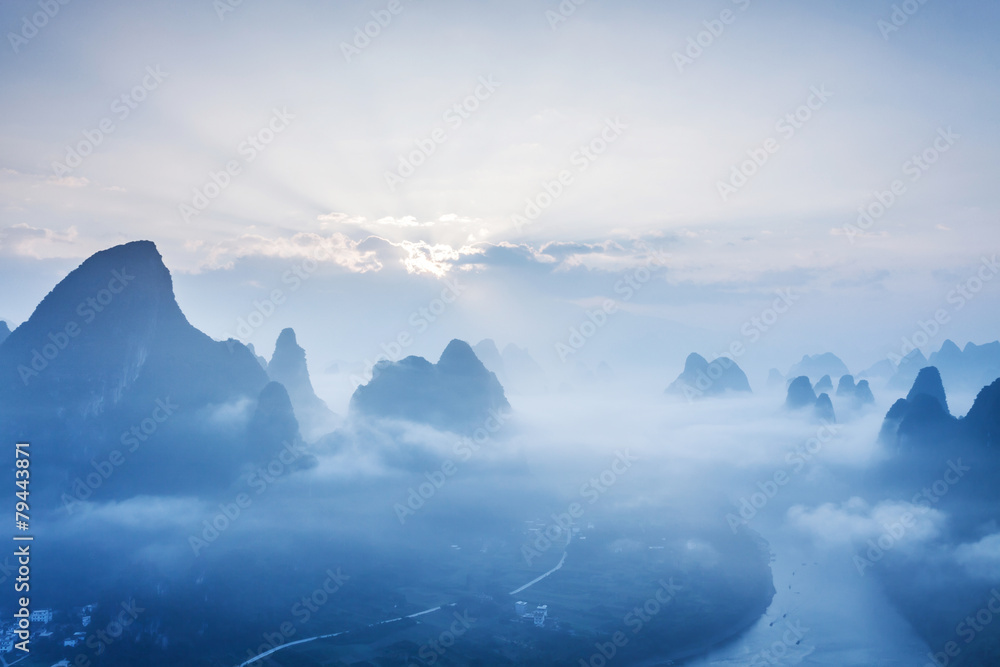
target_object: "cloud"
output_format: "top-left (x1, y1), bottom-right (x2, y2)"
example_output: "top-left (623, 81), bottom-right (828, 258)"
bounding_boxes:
top-left (0, 224), bottom-right (82, 259)
top-left (788, 497), bottom-right (946, 547)
top-left (66, 496), bottom-right (203, 530)
top-left (195, 232), bottom-right (383, 273)
top-left (953, 532), bottom-right (1000, 580)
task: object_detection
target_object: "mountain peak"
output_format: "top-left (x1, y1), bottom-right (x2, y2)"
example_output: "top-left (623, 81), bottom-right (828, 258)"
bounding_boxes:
top-left (906, 366), bottom-right (949, 414)
top-left (438, 339), bottom-right (483, 371)
top-left (666, 353), bottom-right (751, 399)
top-left (683, 352), bottom-right (709, 373)
top-left (275, 327), bottom-right (298, 349)
top-left (352, 339), bottom-right (510, 433)
top-left (267, 327), bottom-right (334, 439)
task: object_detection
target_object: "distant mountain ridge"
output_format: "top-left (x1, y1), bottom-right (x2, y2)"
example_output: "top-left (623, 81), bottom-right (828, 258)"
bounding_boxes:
top-left (786, 353), bottom-right (849, 382)
top-left (351, 339), bottom-right (511, 433)
top-left (666, 353), bottom-right (751, 399)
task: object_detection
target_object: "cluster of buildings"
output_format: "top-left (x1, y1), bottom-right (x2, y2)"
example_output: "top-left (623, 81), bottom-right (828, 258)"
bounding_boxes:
top-left (0, 608), bottom-right (54, 653)
top-left (515, 601), bottom-right (548, 627)
top-left (0, 604), bottom-right (96, 654)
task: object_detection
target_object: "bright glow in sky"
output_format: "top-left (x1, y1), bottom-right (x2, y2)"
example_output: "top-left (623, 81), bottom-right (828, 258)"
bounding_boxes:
top-left (2, 0), bottom-right (999, 393)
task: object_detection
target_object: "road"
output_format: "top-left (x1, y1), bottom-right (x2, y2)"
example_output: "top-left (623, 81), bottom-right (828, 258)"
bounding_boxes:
top-left (236, 537), bottom-right (571, 666)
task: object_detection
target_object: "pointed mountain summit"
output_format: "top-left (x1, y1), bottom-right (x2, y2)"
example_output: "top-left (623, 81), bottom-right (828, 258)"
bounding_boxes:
top-left (785, 376), bottom-right (817, 410)
top-left (0, 240), bottom-right (267, 412)
top-left (814, 375), bottom-right (833, 393)
top-left (815, 393), bottom-right (837, 424)
top-left (666, 353), bottom-right (751, 399)
top-left (879, 366), bottom-right (956, 448)
top-left (854, 379), bottom-right (875, 407)
top-left (350, 339), bottom-right (510, 433)
top-left (0, 321), bottom-right (10, 347)
top-left (906, 367), bottom-right (949, 413)
top-left (963, 378), bottom-right (1000, 448)
top-left (836, 375), bottom-right (856, 397)
top-left (0, 241), bottom-right (271, 498)
top-left (267, 328), bottom-right (336, 439)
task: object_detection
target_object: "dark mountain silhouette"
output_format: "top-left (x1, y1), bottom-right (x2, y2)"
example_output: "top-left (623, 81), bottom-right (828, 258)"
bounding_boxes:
top-left (267, 328), bottom-right (336, 439)
top-left (246, 381), bottom-right (311, 467)
top-left (350, 339), bottom-right (510, 433)
top-left (879, 367), bottom-right (957, 448)
top-left (963, 378), bottom-right (1000, 447)
top-left (815, 393), bottom-right (836, 423)
top-left (786, 353), bottom-right (849, 382)
top-left (666, 353), bottom-right (751, 399)
top-left (814, 375), bottom-right (833, 393)
top-left (0, 241), bottom-right (276, 499)
top-left (906, 367), bottom-right (949, 413)
top-left (785, 376), bottom-right (817, 410)
top-left (854, 379), bottom-right (875, 407)
top-left (836, 374), bottom-right (856, 397)
top-left (0, 320), bottom-right (10, 347)
top-left (784, 376), bottom-right (835, 422)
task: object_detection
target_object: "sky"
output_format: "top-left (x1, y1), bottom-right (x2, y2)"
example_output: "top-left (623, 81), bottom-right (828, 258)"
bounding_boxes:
top-left (2, 0), bottom-right (999, 403)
